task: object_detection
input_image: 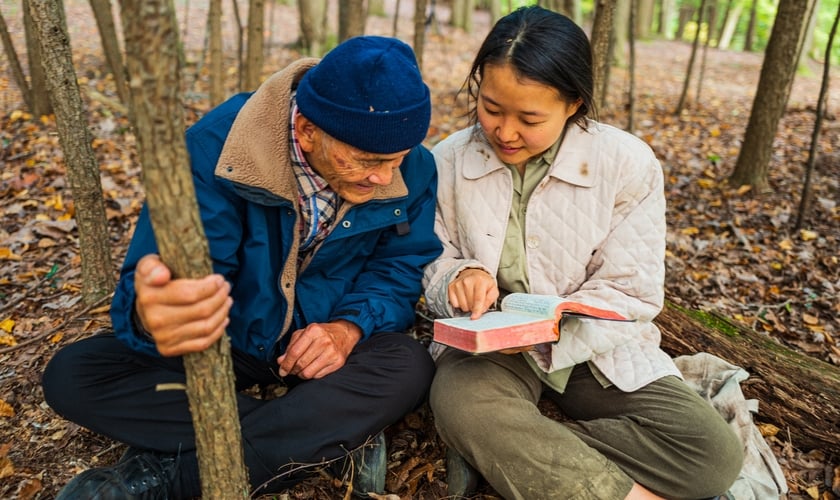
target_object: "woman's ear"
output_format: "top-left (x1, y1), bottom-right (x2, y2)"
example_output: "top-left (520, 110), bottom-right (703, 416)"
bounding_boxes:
top-left (568, 97), bottom-right (584, 117)
top-left (294, 113), bottom-right (318, 153)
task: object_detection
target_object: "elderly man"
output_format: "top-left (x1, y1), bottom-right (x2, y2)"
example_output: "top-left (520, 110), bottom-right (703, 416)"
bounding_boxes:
top-left (43, 36), bottom-right (441, 499)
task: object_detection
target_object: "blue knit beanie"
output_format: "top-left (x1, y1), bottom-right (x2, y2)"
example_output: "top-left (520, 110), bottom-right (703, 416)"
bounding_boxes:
top-left (296, 36), bottom-right (431, 154)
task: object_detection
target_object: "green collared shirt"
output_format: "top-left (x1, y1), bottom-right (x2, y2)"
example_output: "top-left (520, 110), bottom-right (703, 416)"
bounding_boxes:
top-left (495, 136), bottom-right (609, 393)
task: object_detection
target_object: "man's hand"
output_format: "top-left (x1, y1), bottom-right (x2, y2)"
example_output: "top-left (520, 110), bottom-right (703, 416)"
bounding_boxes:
top-left (277, 320), bottom-right (362, 379)
top-left (448, 268), bottom-right (499, 320)
top-left (134, 254), bottom-right (232, 357)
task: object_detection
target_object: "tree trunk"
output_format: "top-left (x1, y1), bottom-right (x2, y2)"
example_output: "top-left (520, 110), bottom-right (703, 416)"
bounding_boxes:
top-left (298, 0), bottom-right (327, 56)
top-left (674, 0), bottom-right (706, 115)
top-left (590, 0), bottom-right (615, 113)
top-left (488, 0), bottom-right (501, 25)
top-left (89, 0), bottom-right (130, 107)
top-left (208, 0), bottom-right (224, 106)
top-left (612, 0), bottom-right (629, 68)
top-left (744, 0), bottom-right (757, 51)
top-left (339, 0), bottom-right (366, 42)
top-left (794, 0), bottom-right (839, 232)
top-left (413, 0), bottom-right (428, 71)
top-left (23, 0), bottom-right (52, 117)
top-left (659, 0), bottom-right (675, 39)
top-left (796, 0), bottom-right (819, 70)
top-left (244, 0), bottom-right (265, 90)
top-left (232, 0), bottom-right (245, 89)
top-left (118, 0), bottom-right (250, 496)
top-left (730, 0), bottom-right (812, 191)
top-left (0, 9), bottom-right (33, 110)
top-left (29, 0), bottom-right (115, 305)
top-left (714, 0), bottom-right (733, 48)
top-left (675, 3), bottom-right (693, 40)
top-left (799, 0), bottom-right (821, 63)
top-left (563, 0), bottom-right (581, 25)
top-left (635, 0), bottom-right (653, 39)
top-left (392, 0), bottom-right (400, 36)
top-left (450, 0), bottom-right (473, 33)
top-left (656, 303), bottom-right (840, 456)
top-left (695, 4), bottom-right (712, 106)
top-left (450, 0), bottom-right (464, 29)
top-left (718, 2), bottom-right (743, 50)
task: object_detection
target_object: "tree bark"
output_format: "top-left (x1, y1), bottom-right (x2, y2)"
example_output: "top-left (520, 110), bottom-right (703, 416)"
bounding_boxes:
top-left (695, 4), bottom-right (712, 106)
top-left (89, 0), bottom-right (130, 106)
top-left (231, 0), bottom-right (245, 90)
top-left (23, 0), bottom-right (52, 117)
top-left (611, 0), bottom-right (629, 69)
top-left (297, 0), bottom-right (327, 56)
top-left (744, 0), bottom-right (757, 51)
top-left (590, 0), bottom-right (615, 113)
top-left (118, 0), bottom-right (250, 496)
top-left (339, 0), bottom-right (366, 42)
top-left (635, 0), bottom-right (653, 39)
top-left (450, 0), bottom-right (473, 33)
top-left (563, 0), bottom-right (581, 25)
top-left (208, 0), bottom-right (224, 106)
top-left (0, 9), bottom-right (33, 110)
top-left (730, 0), bottom-right (812, 191)
top-left (28, 0), bottom-right (115, 305)
top-left (656, 303), bottom-right (840, 456)
top-left (244, 0), bottom-right (265, 90)
top-left (413, 0), bottom-right (428, 71)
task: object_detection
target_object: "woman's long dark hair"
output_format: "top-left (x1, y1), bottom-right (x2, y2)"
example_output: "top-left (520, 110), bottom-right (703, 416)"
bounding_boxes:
top-left (463, 6), bottom-right (595, 131)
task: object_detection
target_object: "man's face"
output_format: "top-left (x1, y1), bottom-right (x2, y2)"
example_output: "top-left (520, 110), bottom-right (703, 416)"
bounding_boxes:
top-left (295, 114), bottom-right (410, 204)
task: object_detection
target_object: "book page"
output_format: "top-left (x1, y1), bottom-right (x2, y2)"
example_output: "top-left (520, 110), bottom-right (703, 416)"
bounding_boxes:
top-left (500, 293), bottom-right (564, 318)
top-left (436, 311), bottom-right (545, 331)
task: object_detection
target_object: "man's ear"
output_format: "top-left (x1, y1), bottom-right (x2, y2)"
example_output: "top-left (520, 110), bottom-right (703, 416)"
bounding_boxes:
top-left (294, 113), bottom-right (318, 153)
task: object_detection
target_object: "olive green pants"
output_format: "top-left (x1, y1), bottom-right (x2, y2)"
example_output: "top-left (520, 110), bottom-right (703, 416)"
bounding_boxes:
top-left (430, 349), bottom-right (744, 500)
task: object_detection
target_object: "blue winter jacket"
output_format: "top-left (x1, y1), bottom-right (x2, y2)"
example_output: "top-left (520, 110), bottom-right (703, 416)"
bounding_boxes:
top-left (111, 59), bottom-right (442, 361)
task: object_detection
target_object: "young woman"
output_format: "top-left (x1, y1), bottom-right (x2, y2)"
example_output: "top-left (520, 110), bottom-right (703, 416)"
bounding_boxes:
top-left (422, 6), bottom-right (743, 499)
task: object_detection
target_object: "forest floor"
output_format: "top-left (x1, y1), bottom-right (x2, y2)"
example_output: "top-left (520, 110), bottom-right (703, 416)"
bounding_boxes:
top-left (1, 0), bottom-right (839, 498)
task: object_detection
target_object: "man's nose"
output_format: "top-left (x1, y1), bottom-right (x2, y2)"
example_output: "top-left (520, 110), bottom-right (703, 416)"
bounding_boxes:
top-left (368, 164), bottom-right (395, 185)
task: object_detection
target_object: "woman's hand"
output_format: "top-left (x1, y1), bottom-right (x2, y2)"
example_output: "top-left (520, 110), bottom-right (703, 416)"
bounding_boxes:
top-left (448, 268), bottom-right (499, 320)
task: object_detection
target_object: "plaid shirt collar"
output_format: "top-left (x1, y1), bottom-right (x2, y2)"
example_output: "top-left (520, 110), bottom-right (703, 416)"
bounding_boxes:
top-left (289, 95), bottom-right (340, 255)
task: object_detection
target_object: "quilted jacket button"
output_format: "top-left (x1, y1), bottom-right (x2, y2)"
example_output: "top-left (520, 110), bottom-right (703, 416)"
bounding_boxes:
top-left (526, 236), bottom-right (540, 249)
top-left (342, 220), bottom-right (352, 228)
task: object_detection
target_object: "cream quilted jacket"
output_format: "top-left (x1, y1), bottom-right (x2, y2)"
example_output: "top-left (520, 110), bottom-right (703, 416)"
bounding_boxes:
top-left (422, 121), bottom-right (682, 391)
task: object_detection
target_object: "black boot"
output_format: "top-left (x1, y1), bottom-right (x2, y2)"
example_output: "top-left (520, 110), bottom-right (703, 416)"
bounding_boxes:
top-left (55, 450), bottom-right (180, 499)
top-left (446, 448), bottom-right (479, 498)
top-left (345, 432), bottom-right (387, 498)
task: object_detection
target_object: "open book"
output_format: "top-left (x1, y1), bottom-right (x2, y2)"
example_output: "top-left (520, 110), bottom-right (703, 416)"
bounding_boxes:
top-left (433, 293), bottom-right (633, 354)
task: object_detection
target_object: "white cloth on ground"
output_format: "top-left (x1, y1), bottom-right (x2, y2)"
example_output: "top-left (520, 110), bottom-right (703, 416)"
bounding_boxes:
top-left (675, 352), bottom-right (788, 500)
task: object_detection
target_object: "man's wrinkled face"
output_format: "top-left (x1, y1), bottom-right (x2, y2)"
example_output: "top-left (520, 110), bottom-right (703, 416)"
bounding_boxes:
top-left (295, 114), bottom-right (409, 204)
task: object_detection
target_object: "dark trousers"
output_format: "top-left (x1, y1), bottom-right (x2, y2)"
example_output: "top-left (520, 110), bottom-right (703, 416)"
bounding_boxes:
top-left (42, 332), bottom-right (435, 497)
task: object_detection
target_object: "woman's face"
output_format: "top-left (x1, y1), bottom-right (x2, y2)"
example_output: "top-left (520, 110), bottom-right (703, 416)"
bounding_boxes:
top-left (477, 63), bottom-right (581, 170)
